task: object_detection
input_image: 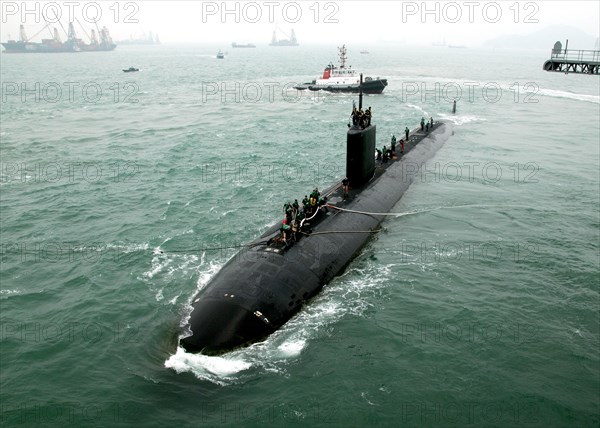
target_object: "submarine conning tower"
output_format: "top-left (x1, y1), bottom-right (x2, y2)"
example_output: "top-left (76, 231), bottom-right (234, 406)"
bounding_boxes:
top-left (346, 125), bottom-right (376, 188)
top-left (346, 73), bottom-right (376, 188)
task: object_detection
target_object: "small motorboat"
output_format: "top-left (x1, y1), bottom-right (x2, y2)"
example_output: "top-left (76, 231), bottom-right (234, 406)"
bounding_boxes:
top-left (123, 67), bottom-right (139, 73)
top-left (216, 50), bottom-right (225, 59)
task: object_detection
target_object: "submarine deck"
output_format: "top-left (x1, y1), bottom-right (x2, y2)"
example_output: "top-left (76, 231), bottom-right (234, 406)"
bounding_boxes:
top-left (180, 120), bottom-right (447, 354)
top-left (259, 121), bottom-right (443, 253)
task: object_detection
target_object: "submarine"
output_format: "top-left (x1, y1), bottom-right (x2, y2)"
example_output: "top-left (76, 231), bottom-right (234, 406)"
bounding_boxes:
top-left (180, 81), bottom-right (453, 355)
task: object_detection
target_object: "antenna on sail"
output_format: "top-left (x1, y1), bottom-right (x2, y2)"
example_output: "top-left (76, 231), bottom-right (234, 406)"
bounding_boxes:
top-left (359, 73), bottom-right (363, 110)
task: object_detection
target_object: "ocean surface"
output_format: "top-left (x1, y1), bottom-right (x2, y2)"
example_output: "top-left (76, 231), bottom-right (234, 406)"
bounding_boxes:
top-left (1, 44), bottom-right (599, 427)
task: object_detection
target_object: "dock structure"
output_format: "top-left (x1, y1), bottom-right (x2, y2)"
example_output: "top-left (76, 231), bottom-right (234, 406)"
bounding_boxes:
top-left (543, 40), bottom-right (600, 75)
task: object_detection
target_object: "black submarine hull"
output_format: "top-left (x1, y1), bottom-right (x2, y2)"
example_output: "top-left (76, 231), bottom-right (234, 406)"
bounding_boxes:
top-left (180, 122), bottom-right (453, 354)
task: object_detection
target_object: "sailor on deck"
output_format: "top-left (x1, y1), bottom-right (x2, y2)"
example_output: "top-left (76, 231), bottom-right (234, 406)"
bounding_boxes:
top-left (311, 188), bottom-right (320, 200)
top-left (342, 177), bottom-right (349, 199)
top-left (281, 218), bottom-right (291, 244)
top-left (351, 107), bottom-right (359, 126)
top-left (365, 107), bottom-right (372, 127)
top-left (302, 195), bottom-right (309, 210)
top-left (308, 188), bottom-right (320, 215)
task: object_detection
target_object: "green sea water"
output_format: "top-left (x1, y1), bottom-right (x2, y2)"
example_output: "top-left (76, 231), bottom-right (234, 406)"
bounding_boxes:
top-left (1, 44), bottom-right (599, 427)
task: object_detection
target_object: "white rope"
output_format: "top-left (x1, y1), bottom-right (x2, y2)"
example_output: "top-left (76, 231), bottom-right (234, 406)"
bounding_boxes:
top-left (327, 203), bottom-right (542, 218)
top-left (302, 230), bottom-right (381, 236)
top-left (326, 204), bottom-right (416, 217)
top-left (300, 204), bottom-right (321, 229)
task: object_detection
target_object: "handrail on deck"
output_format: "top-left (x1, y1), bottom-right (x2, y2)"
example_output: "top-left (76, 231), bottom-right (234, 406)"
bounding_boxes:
top-left (551, 48), bottom-right (600, 64)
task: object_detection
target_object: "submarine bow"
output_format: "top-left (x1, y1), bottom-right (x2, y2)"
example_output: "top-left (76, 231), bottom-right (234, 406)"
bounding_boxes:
top-left (180, 120), bottom-right (453, 355)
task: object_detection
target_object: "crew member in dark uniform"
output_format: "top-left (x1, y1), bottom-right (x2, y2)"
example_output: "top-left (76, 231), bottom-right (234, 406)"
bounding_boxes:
top-left (286, 203), bottom-right (295, 223)
top-left (342, 177), bottom-right (349, 198)
top-left (351, 107), bottom-right (359, 126)
top-left (311, 188), bottom-right (320, 200)
top-left (295, 211), bottom-right (305, 239)
top-left (405, 127), bottom-right (410, 141)
top-left (420, 117), bottom-right (425, 131)
top-left (302, 195), bottom-right (309, 211)
top-left (365, 107), bottom-right (372, 127)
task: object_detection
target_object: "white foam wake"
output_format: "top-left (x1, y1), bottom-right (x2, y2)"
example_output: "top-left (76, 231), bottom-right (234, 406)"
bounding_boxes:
top-left (165, 347), bottom-right (252, 385)
top-left (165, 260), bottom-right (395, 385)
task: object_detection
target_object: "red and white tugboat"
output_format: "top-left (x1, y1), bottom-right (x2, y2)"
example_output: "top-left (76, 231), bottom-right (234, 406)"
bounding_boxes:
top-left (295, 45), bottom-right (387, 94)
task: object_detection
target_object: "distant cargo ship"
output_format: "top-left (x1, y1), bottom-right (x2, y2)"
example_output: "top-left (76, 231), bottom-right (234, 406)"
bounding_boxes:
top-left (1, 24), bottom-right (116, 53)
top-left (117, 31), bottom-right (160, 45)
top-left (232, 42), bottom-right (256, 48)
top-left (269, 27), bottom-right (298, 46)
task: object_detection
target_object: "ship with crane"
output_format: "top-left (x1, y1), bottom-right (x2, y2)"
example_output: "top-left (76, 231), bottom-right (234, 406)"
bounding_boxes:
top-left (269, 27), bottom-right (298, 46)
top-left (1, 21), bottom-right (116, 53)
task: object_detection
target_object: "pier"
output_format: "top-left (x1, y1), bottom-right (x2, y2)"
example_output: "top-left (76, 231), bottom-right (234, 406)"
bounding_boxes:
top-left (543, 40), bottom-right (600, 75)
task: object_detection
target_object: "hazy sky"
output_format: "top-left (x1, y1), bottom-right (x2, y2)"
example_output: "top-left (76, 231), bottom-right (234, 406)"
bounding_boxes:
top-left (1, 1), bottom-right (599, 46)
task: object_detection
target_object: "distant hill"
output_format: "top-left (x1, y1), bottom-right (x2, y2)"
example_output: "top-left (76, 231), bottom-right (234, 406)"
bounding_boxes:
top-left (484, 25), bottom-right (598, 50)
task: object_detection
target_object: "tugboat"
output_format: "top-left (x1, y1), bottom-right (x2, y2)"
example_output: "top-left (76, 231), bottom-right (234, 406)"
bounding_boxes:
top-left (122, 67), bottom-right (139, 72)
top-left (216, 50), bottom-right (225, 59)
top-left (294, 45), bottom-right (387, 94)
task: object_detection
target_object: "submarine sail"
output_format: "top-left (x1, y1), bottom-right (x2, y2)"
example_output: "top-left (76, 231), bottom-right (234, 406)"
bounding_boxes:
top-left (180, 106), bottom-right (452, 355)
